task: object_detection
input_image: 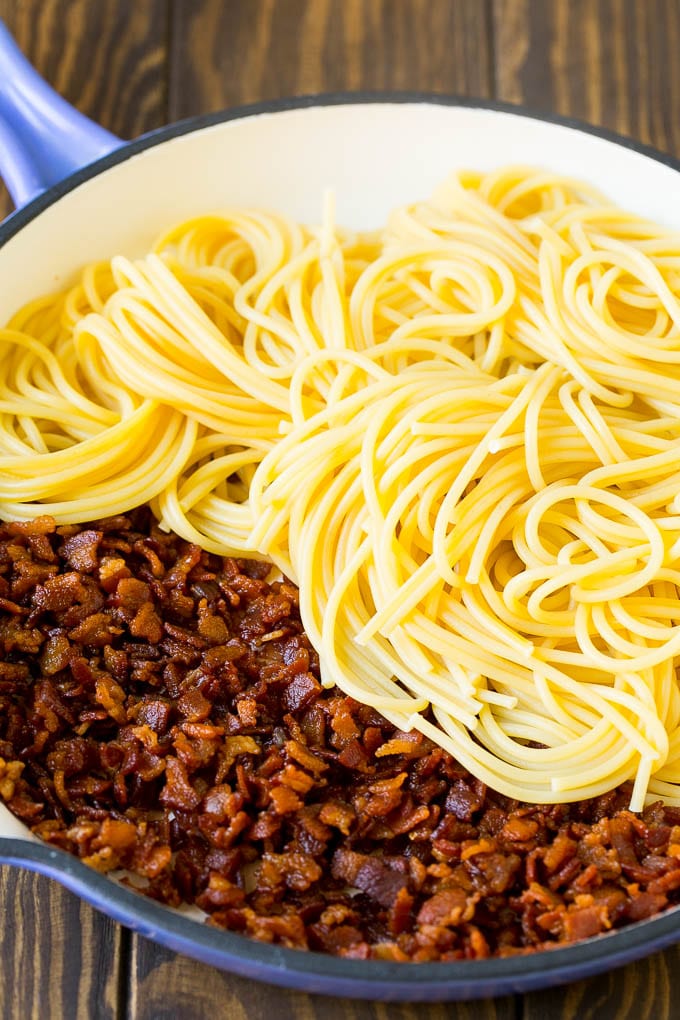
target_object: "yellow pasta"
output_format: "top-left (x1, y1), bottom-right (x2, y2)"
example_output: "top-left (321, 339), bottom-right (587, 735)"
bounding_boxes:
top-left (3, 166), bottom-right (680, 809)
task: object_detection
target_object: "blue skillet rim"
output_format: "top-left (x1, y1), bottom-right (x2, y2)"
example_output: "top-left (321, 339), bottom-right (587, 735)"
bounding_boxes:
top-left (2, 92), bottom-right (680, 1002)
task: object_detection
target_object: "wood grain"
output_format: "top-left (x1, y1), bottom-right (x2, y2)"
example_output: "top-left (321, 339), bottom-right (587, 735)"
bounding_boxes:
top-left (0, 0), bottom-right (168, 218)
top-left (0, 865), bottom-right (123, 1020)
top-left (492, 0), bottom-right (680, 156)
top-left (127, 937), bottom-right (517, 1020)
top-left (522, 948), bottom-right (680, 1020)
top-left (168, 0), bottom-right (493, 118)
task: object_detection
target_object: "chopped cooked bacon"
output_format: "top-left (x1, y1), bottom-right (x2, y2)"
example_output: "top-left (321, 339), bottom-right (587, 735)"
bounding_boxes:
top-left (2, 507), bottom-right (680, 960)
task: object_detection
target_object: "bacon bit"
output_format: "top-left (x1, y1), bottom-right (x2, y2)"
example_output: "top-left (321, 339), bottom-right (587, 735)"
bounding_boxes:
top-left (520, 882), bottom-right (562, 910)
top-left (337, 739), bottom-right (370, 771)
top-left (270, 786), bottom-right (303, 815)
top-left (260, 628), bottom-right (286, 643)
top-left (277, 765), bottom-right (316, 795)
top-left (0, 661), bottom-right (29, 681)
top-left (204, 640), bottom-right (247, 665)
top-left (500, 816), bottom-right (540, 842)
top-left (319, 799), bottom-right (355, 835)
top-left (417, 888), bottom-right (468, 926)
top-left (354, 773), bottom-right (407, 817)
top-left (52, 768), bottom-right (73, 809)
top-left (174, 730), bottom-right (219, 770)
top-left (163, 622), bottom-right (207, 649)
top-left (375, 732), bottom-right (425, 757)
top-left (373, 942), bottom-right (410, 962)
top-left (285, 739), bottom-right (328, 774)
top-left (408, 856), bottom-right (428, 890)
top-left (33, 572), bottom-right (86, 612)
top-left (542, 833), bottom-right (578, 873)
top-left (130, 602), bottom-right (163, 644)
top-left (386, 799), bottom-right (430, 836)
top-left (135, 699), bottom-right (172, 734)
top-left (648, 869), bottom-right (680, 896)
top-left (248, 813), bottom-right (282, 841)
top-left (182, 722), bottom-right (225, 740)
top-left (571, 863), bottom-right (600, 892)
top-left (129, 540), bottom-right (163, 579)
top-left (446, 778), bottom-right (486, 822)
top-left (330, 700), bottom-right (360, 746)
top-left (130, 724), bottom-right (160, 752)
top-left (11, 557), bottom-right (59, 600)
top-left (560, 900), bottom-right (611, 941)
top-left (61, 530), bottom-right (101, 573)
top-left (197, 602), bottom-right (229, 644)
top-left (0, 758), bottom-right (24, 801)
top-left (115, 577), bottom-right (151, 614)
top-left (243, 909), bottom-right (308, 948)
top-left (461, 838), bottom-right (496, 861)
top-left (318, 903), bottom-right (357, 928)
top-left (626, 889), bottom-right (669, 919)
top-left (159, 757), bottom-right (202, 811)
top-left (236, 697), bottom-right (258, 728)
top-left (215, 736), bottom-right (260, 781)
top-left (69, 612), bottom-right (122, 647)
top-left (163, 543), bottom-right (202, 586)
top-left (282, 672), bottom-right (322, 713)
top-left (39, 633), bottom-right (71, 675)
top-left (389, 885), bottom-right (415, 935)
top-left (0, 597), bottom-right (26, 615)
top-left (467, 927), bottom-right (491, 959)
top-left (332, 849), bottom-right (408, 908)
top-left (134, 844), bottom-right (172, 879)
top-left (94, 676), bottom-right (127, 724)
top-left (361, 725), bottom-right (383, 756)
top-left (65, 820), bottom-right (100, 846)
top-left (177, 688), bottom-right (212, 722)
top-left (1, 616), bottom-right (43, 653)
top-left (82, 846), bottom-right (119, 872)
top-left (213, 811), bottom-right (251, 850)
top-left (6, 516), bottom-right (56, 537)
top-left (196, 873), bottom-right (246, 910)
top-left (98, 556), bottom-right (131, 591)
top-left (259, 851), bottom-right (322, 892)
top-left (94, 817), bottom-right (137, 852)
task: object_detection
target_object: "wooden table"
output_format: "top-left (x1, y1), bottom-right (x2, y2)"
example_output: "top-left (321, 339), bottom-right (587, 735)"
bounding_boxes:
top-left (1, 1), bottom-right (680, 1016)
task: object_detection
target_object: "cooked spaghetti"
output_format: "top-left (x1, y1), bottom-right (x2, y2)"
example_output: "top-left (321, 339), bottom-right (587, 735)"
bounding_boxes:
top-left (3, 166), bottom-right (680, 809)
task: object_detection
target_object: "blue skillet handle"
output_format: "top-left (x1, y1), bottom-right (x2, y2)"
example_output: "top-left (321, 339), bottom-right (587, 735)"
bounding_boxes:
top-left (0, 19), bottom-right (123, 209)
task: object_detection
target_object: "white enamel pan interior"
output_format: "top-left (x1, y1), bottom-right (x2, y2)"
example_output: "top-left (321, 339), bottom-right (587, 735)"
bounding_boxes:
top-left (4, 98), bottom-right (680, 317)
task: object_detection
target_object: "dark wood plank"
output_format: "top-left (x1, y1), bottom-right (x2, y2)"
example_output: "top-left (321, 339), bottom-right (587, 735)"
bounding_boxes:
top-left (127, 937), bottom-right (517, 1020)
top-left (0, 865), bottom-right (123, 1020)
top-left (492, 2), bottom-right (680, 1012)
top-left (523, 950), bottom-right (680, 1020)
top-left (168, 0), bottom-right (493, 118)
top-left (492, 0), bottom-right (680, 155)
top-left (0, 0), bottom-right (168, 218)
